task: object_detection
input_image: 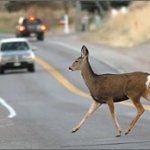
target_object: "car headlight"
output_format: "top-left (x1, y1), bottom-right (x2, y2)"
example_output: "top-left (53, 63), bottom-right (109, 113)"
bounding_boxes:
top-left (1, 55), bottom-right (9, 61)
top-left (22, 53), bottom-right (35, 60)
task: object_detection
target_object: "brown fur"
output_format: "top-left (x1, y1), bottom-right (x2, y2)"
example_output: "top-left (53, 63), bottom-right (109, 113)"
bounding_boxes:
top-left (89, 72), bottom-right (148, 103)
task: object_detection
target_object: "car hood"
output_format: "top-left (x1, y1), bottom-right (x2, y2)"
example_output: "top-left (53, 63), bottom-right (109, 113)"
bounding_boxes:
top-left (0, 50), bottom-right (33, 56)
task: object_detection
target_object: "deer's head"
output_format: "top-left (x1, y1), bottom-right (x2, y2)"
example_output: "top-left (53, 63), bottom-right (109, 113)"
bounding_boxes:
top-left (69, 45), bottom-right (89, 71)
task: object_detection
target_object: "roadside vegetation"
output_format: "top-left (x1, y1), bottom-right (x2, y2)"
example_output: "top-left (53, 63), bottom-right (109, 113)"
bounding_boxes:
top-left (0, 10), bottom-right (24, 33)
top-left (0, 1), bottom-right (73, 34)
top-left (0, 1), bottom-right (150, 48)
top-left (82, 1), bottom-right (150, 47)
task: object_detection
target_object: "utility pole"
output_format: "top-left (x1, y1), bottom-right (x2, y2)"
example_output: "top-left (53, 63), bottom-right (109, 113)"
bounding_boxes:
top-left (64, 0), bottom-right (69, 14)
top-left (63, 0), bottom-right (70, 34)
top-left (0, 1), bottom-right (7, 10)
top-left (75, 0), bottom-right (82, 32)
top-left (95, 0), bottom-right (105, 16)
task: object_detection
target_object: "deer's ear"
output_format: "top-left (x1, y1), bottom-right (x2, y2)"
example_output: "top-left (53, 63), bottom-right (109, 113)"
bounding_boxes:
top-left (81, 45), bottom-right (89, 57)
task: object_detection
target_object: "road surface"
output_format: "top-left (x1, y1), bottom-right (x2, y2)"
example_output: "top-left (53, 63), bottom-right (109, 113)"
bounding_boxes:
top-left (0, 33), bottom-right (150, 149)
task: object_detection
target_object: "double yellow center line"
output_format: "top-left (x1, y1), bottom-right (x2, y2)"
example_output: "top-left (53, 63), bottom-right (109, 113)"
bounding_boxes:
top-left (35, 56), bottom-right (150, 111)
top-left (35, 56), bottom-right (89, 98)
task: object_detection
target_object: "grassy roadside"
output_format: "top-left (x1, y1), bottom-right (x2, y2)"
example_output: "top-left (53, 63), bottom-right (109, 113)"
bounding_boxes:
top-left (0, 10), bottom-right (25, 33)
top-left (82, 2), bottom-right (150, 48)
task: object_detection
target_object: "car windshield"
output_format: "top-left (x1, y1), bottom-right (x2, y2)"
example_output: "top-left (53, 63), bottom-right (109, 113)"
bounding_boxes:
top-left (24, 18), bottom-right (42, 26)
top-left (1, 42), bottom-right (29, 52)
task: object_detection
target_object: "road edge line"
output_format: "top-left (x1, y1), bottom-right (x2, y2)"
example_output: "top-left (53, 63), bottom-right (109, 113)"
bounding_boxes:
top-left (0, 97), bottom-right (16, 118)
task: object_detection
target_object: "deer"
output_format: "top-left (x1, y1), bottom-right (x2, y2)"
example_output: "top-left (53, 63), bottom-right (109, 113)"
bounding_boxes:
top-left (69, 45), bottom-right (150, 137)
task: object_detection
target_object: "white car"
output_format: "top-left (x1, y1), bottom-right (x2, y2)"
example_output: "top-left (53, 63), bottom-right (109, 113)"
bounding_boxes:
top-left (0, 38), bottom-right (35, 74)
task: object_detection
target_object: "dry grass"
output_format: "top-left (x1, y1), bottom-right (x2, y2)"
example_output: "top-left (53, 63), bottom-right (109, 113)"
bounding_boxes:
top-left (0, 7), bottom-right (61, 33)
top-left (83, 1), bottom-right (150, 47)
top-left (0, 10), bottom-right (25, 33)
top-left (0, 5), bottom-right (75, 34)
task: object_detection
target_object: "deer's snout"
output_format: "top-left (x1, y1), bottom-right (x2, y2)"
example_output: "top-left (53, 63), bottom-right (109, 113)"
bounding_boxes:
top-left (69, 66), bottom-right (73, 71)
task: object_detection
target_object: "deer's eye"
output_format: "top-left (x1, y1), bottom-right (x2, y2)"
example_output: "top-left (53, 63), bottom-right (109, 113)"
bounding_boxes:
top-left (75, 60), bottom-right (78, 63)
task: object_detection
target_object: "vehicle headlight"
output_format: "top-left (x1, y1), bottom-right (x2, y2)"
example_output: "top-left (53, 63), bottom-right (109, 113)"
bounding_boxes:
top-left (1, 55), bottom-right (9, 61)
top-left (22, 53), bottom-right (35, 60)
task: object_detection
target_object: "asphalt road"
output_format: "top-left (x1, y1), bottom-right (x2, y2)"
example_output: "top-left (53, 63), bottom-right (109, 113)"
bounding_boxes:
top-left (0, 33), bottom-right (150, 149)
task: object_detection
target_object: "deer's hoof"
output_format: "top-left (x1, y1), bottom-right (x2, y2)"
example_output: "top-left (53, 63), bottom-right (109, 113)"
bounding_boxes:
top-left (116, 130), bottom-right (121, 137)
top-left (125, 129), bottom-right (130, 135)
top-left (72, 128), bottom-right (79, 133)
top-left (116, 134), bottom-right (121, 137)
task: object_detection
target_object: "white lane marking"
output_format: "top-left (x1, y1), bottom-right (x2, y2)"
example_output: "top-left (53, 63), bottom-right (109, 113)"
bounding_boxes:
top-left (48, 40), bottom-right (124, 73)
top-left (0, 97), bottom-right (16, 118)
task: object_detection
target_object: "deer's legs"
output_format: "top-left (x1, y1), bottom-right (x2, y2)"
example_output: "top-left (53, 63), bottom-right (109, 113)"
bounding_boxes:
top-left (107, 98), bottom-right (122, 137)
top-left (125, 99), bottom-right (145, 135)
top-left (72, 101), bottom-right (101, 133)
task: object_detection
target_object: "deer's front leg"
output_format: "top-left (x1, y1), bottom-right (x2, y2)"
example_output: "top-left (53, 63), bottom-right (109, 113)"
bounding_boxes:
top-left (107, 98), bottom-right (122, 137)
top-left (72, 101), bottom-right (101, 133)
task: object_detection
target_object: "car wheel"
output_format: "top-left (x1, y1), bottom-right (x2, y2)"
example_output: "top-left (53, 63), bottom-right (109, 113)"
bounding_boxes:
top-left (16, 33), bottom-right (22, 38)
top-left (28, 64), bottom-right (35, 72)
top-left (37, 33), bottom-right (44, 41)
top-left (0, 67), bottom-right (5, 74)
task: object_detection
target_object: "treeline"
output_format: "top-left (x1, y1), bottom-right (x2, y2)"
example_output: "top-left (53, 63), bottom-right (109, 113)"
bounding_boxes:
top-left (5, 1), bottom-right (68, 12)
top-left (5, 1), bottom-right (131, 12)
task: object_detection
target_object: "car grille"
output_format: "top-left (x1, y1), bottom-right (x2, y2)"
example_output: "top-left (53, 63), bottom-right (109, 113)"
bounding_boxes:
top-left (2, 55), bottom-right (23, 62)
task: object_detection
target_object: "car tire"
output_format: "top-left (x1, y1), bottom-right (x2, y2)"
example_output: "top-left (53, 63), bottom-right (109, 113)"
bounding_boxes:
top-left (16, 34), bottom-right (20, 37)
top-left (0, 67), bottom-right (5, 74)
top-left (16, 33), bottom-right (22, 38)
top-left (28, 64), bottom-right (35, 72)
top-left (37, 33), bottom-right (44, 41)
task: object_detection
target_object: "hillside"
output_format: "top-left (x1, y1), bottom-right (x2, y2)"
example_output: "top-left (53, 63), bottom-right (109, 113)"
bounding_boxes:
top-left (82, 1), bottom-right (150, 47)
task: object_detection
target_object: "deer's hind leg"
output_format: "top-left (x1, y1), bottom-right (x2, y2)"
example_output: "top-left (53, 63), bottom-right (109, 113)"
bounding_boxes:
top-left (125, 97), bottom-right (145, 135)
top-left (72, 101), bottom-right (101, 133)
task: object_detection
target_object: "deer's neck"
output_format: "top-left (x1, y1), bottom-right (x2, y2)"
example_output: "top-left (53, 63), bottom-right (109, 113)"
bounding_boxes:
top-left (81, 58), bottom-right (96, 90)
